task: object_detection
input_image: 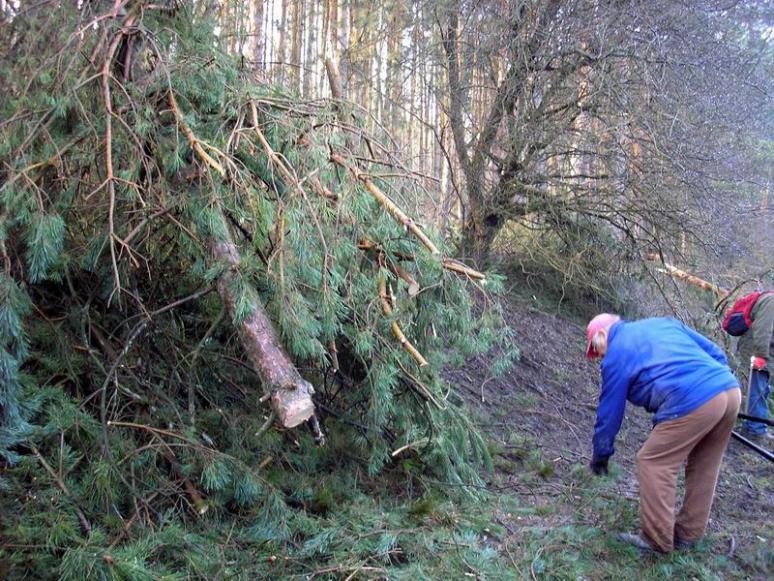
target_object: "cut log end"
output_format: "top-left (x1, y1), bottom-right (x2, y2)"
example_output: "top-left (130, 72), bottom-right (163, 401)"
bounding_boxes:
top-left (271, 379), bottom-right (316, 428)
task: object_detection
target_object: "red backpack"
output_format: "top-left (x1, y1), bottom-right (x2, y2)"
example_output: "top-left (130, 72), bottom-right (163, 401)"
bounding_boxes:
top-left (722, 291), bottom-right (772, 336)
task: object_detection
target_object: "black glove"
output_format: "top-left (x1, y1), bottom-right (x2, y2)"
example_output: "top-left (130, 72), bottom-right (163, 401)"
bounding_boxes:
top-left (589, 457), bottom-right (609, 476)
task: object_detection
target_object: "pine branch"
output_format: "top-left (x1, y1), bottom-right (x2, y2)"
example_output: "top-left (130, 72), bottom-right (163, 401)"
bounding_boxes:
top-left (330, 153), bottom-right (440, 255)
top-left (396, 359), bottom-right (445, 410)
top-left (249, 101), bottom-right (330, 262)
top-left (391, 438), bottom-right (430, 457)
top-left (167, 90), bottom-right (226, 177)
top-left (174, 461), bottom-right (210, 516)
top-left (105, 421), bottom-right (207, 516)
top-left (106, 491), bottom-right (160, 550)
top-left (31, 445), bottom-right (92, 537)
top-left (378, 271), bottom-right (428, 367)
top-left (254, 410), bottom-right (277, 439)
top-left (441, 258), bottom-right (487, 281)
top-left (100, 8), bottom-right (140, 301)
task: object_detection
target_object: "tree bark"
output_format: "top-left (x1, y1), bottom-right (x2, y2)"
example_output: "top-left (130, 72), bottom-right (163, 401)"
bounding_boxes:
top-left (302, 0), bottom-right (316, 96)
top-left (276, 0), bottom-right (288, 84)
top-left (252, 0), bottom-right (265, 75)
top-left (458, 203), bottom-right (503, 268)
top-left (210, 208), bottom-right (315, 429)
top-left (289, 0), bottom-right (302, 91)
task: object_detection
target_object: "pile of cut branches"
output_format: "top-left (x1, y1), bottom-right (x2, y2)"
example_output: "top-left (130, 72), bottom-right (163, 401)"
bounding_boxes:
top-left (0, 2), bottom-right (515, 576)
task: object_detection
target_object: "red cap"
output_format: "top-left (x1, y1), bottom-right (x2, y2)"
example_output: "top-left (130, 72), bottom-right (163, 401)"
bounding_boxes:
top-left (585, 313), bottom-right (620, 358)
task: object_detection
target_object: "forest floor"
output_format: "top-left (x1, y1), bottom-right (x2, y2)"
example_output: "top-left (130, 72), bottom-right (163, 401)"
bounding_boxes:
top-left (446, 295), bottom-right (773, 579)
top-left (4, 295), bottom-right (770, 580)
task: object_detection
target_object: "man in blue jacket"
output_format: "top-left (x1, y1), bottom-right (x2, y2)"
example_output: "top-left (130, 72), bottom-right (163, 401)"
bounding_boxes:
top-left (585, 314), bottom-right (740, 553)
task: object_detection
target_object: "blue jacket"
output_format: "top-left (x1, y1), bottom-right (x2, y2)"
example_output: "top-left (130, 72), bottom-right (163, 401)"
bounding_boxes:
top-left (592, 317), bottom-right (738, 462)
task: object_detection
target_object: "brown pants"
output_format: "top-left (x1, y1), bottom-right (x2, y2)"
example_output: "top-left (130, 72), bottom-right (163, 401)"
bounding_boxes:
top-left (637, 388), bottom-right (740, 552)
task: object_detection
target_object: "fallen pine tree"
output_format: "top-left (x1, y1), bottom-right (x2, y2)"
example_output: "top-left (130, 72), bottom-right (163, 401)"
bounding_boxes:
top-left (0, 2), bottom-right (516, 577)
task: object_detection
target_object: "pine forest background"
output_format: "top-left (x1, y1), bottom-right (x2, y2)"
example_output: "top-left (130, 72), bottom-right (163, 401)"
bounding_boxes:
top-left (0, 1), bottom-right (772, 579)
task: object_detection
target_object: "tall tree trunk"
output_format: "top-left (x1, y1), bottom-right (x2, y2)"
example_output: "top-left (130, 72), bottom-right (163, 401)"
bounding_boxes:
top-left (338, 0), bottom-right (350, 95)
top-left (319, 0), bottom-right (333, 94)
top-left (328, 0), bottom-right (339, 61)
top-left (236, 0), bottom-right (248, 56)
top-left (252, 0), bottom-right (265, 75)
top-left (421, 45), bottom-right (431, 178)
top-left (373, 5), bottom-right (385, 124)
top-left (347, 0), bottom-right (361, 103)
top-left (386, 0), bottom-right (402, 131)
top-left (276, 0), bottom-right (288, 84)
top-left (227, 0), bottom-right (238, 54)
top-left (303, 0), bottom-right (316, 96)
top-left (265, 0), bottom-right (275, 82)
top-left (357, 3), bottom-right (373, 115)
top-left (407, 8), bottom-right (418, 162)
top-left (290, 0), bottom-right (302, 91)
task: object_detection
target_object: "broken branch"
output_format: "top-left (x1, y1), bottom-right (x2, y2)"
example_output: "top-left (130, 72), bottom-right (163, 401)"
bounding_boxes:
top-left (391, 262), bottom-right (420, 297)
top-left (168, 90), bottom-right (225, 177)
top-left (379, 272), bottom-right (428, 367)
top-left (331, 153), bottom-right (440, 255)
top-left (391, 438), bottom-right (430, 457)
top-left (644, 253), bottom-right (729, 297)
top-left (442, 258), bottom-right (487, 281)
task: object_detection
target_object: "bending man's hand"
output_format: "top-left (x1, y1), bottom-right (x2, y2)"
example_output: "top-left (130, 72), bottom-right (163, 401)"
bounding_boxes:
top-left (752, 356), bottom-right (767, 371)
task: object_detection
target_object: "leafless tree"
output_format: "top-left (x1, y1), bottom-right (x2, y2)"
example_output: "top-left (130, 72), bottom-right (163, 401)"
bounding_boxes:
top-left (435, 0), bottom-right (773, 267)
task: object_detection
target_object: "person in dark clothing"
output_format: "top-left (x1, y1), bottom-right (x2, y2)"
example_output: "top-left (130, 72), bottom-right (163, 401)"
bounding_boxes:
top-left (737, 293), bottom-right (774, 437)
top-left (586, 314), bottom-right (740, 553)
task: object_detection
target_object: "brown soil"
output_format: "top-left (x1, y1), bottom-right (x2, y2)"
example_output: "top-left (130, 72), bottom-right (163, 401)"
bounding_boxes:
top-left (449, 297), bottom-right (773, 566)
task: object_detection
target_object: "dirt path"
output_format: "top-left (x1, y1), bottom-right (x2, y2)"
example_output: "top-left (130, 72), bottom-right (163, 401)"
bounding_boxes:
top-left (450, 298), bottom-right (773, 571)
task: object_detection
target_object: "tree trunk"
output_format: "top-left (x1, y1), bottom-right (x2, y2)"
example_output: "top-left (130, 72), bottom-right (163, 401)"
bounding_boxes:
top-left (290, 0), bottom-right (302, 91)
top-left (277, 0), bottom-right (288, 84)
top-left (407, 8), bottom-right (418, 160)
top-left (302, 0), bottom-right (316, 96)
top-left (209, 207), bottom-right (315, 429)
top-left (338, 0), bottom-right (350, 95)
top-left (252, 0), bottom-right (265, 75)
top-left (386, 1), bottom-right (401, 131)
top-left (459, 203), bottom-right (502, 268)
top-left (319, 0), bottom-right (333, 94)
top-left (227, 0), bottom-right (238, 54)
